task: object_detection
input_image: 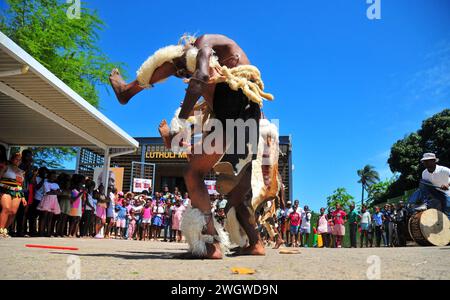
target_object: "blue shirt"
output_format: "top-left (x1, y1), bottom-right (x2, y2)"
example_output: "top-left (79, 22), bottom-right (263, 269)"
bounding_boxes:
top-left (373, 212), bottom-right (383, 226)
top-left (116, 205), bottom-right (127, 219)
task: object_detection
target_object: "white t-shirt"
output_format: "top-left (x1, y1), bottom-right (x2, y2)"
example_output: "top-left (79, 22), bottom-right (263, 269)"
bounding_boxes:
top-left (153, 205), bottom-right (164, 217)
top-left (361, 211), bottom-right (371, 224)
top-left (34, 177), bottom-right (45, 201)
top-left (85, 193), bottom-right (95, 211)
top-left (133, 205), bottom-right (143, 214)
top-left (44, 181), bottom-right (60, 194)
top-left (422, 165), bottom-right (450, 196)
top-left (288, 207), bottom-right (304, 215)
top-left (301, 211), bottom-right (311, 229)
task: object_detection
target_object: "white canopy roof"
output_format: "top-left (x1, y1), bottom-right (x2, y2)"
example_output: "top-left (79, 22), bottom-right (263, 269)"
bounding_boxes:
top-left (0, 30), bottom-right (138, 151)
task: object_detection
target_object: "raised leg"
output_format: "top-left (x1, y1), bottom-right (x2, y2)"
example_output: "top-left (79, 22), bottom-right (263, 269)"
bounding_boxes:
top-left (109, 69), bottom-right (144, 105)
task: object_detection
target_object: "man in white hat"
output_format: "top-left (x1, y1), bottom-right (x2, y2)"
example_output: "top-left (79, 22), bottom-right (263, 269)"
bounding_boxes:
top-left (421, 153), bottom-right (450, 216)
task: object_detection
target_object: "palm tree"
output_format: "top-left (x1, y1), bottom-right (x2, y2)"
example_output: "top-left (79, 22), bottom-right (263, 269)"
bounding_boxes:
top-left (357, 165), bottom-right (380, 206)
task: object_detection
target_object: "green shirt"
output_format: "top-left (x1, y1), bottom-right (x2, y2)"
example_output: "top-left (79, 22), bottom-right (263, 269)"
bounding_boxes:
top-left (348, 210), bottom-right (359, 223)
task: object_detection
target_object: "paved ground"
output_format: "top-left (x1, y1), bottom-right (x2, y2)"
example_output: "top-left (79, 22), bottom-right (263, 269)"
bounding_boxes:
top-left (0, 237), bottom-right (449, 280)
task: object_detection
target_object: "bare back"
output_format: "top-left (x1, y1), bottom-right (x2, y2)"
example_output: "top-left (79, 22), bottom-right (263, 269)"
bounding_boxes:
top-left (194, 34), bottom-right (250, 67)
top-left (193, 34), bottom-right (250, 106)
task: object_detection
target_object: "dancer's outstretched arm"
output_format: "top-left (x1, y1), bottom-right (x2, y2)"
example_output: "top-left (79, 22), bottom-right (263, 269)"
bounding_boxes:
top-left (178, 47), bottom-right (212, 119)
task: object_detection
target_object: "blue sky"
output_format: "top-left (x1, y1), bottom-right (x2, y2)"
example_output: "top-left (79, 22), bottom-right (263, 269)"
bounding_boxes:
top-left (55, 1), bottom-right (450, 209)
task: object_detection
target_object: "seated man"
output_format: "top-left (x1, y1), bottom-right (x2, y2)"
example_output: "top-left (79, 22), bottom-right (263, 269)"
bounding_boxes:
top-left (420, 153), bottom-right (450, 217)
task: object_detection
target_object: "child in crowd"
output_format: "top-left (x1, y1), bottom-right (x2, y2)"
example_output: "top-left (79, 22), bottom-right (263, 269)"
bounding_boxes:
top-left (163, 198), bottom-right (173, 242)
top-left (68, 174), bottom-right (85, 238)
top-left (114, 201), bottom-right (127, 239)
top-left (94, 194), bottom-right (108, 238)
top-left (141, 200), bottom-right (152, 241)
top-left (317, 207), bottom-right (330, 248)
top-left (105, 188), bottom-right (116, 239)
top-left (288, 207), bottom-right (301, 247)
top-left (183, 192), bottom-right (190, 207)
top-left (127, 209), bottom-right (137, 240)
top-left (151, 198), bottom-right (164, 241)
top-left (328, 212), bottom-right (335, 248)
top-left (360, 205), bottom-right (372, 248)
top-left (28, 167), bottom-right (48, 236)
top-left (132, 196), bottom-right (144, 240)
top-left (331, 204), bottom-right (347, 248)
top-left (171, 198), bottom-right (186, 242)
top-left (56, 173), bottom-right (72, 237)
top-left (37, 171), bottom-right (61, 237)
top-left (300, 206), bottom-right (312, 247)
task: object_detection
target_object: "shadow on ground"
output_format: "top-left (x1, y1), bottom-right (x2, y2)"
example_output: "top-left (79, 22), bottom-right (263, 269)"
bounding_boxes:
top-left (50, 251), bottom-right (180, 260)
top-left (49, 249), bottom-right (247, 260)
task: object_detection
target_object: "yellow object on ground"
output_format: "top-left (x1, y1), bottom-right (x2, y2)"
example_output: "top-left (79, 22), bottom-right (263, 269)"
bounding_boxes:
top-left (231, 267), bottom-right (256, 275)
top-left (279, 249), bottom-right (301, 254)
top-left (318, 234), bottom-right (323, 248)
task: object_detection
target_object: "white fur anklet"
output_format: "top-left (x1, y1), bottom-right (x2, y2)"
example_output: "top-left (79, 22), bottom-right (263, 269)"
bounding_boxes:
top-left (180, 206), bottom-right (230, 257)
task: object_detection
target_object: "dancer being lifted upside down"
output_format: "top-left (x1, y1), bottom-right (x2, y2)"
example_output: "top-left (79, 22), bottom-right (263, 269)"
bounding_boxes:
top-left (109, 34), bottom-right (274, 259)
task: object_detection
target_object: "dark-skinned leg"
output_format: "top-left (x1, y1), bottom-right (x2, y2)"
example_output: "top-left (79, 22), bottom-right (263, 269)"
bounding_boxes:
top-left (184, 151), bottom-right (224, 259)
top-left (109, 69), bottom-right (144, 105)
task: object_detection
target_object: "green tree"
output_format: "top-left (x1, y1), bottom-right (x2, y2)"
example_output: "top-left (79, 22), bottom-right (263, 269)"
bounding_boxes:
top-left (366, 176), bottom-right (397, 207)
top-left (326, 187), bottom-right (354, 211)
top-left (386, 109), bottom-right (450, 199)
top-left (419, 109), bottom-right (450, 166)
top-left (31, 147), bottom-right (77, 169)
top-left (0, 0), bottom-right (125, 168)
top-left (357, 165), bottom-right (380, 206)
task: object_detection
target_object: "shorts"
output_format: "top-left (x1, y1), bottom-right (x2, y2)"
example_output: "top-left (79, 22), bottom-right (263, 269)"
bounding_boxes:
top-left (116, 219), bottom-right (126, 228)
top-left (290, 225), bottom-right (299, 235)
top-left (280, 222), bottom-right (286, 233)
top-left (300, 227), bottom-right (311, 234)
top-left (360, 223), bottom-right (369, 231)
top-left (142, 218), bottom-right (151, 224)
top-left (152, 215), bottom-right (163, 227)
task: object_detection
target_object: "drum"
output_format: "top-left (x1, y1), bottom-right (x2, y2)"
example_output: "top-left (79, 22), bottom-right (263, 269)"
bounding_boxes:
top-left (408, 209), bottom-right (450, 246)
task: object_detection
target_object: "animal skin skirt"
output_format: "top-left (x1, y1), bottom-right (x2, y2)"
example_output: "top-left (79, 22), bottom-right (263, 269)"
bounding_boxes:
top-left (212, 82), bottom-right (261, 176)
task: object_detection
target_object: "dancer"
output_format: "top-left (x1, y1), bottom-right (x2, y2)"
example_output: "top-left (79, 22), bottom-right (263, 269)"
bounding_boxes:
top-left (109, 34), bottom-right (274, 259)
top-left (0, 153), bottom-right (26, 238)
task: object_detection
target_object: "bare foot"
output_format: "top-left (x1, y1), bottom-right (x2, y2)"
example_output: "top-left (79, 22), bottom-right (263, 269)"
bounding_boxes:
top-left (239, 241), bottom-right (266, 256)
top-left (205, 242), bottom-right (223, 259)
top-left (109, 68), bottom-right (133, 105)
top-left (158, 119), bottom-right (172, 149)
top-left (273, 238), bottom-right (284, 249)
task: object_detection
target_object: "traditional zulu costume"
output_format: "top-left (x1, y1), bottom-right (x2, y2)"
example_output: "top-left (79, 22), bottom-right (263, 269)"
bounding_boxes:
top-left (135, 36), bottom-right (277, 256)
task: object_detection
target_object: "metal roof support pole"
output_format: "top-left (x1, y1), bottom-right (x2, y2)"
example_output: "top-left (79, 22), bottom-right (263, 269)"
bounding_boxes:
top-left (103, 147), bottom-right (111, 195)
